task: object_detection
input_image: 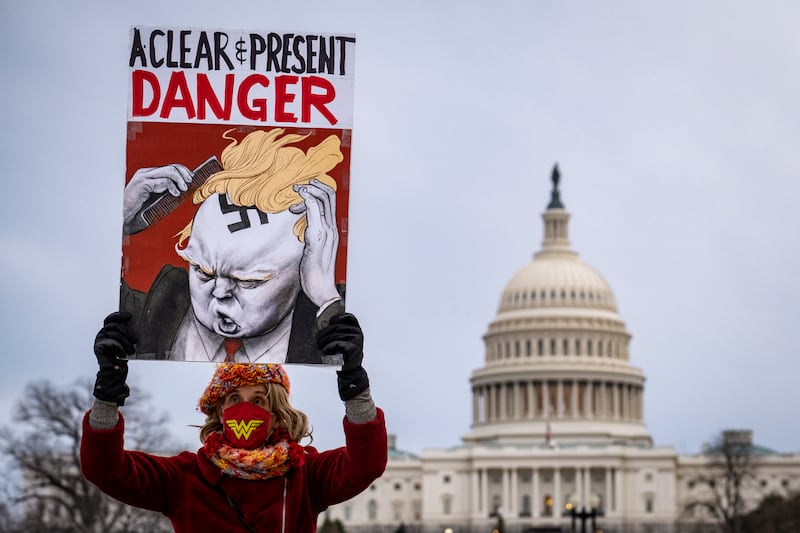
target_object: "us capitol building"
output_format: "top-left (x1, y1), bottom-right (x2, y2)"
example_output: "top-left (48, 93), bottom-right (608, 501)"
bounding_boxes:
top-left (323, 167), bottom-right (800, 533)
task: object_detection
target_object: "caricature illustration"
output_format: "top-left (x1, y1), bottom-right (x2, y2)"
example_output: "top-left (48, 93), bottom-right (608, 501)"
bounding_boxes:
top-left (120, 128), bottom-right (347, 364)
top-left (119, 27), bottom-right (355, 364)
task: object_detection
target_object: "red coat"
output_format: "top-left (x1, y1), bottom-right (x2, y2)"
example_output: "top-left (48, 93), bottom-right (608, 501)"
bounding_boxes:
top-left (80, 409), bottom-right (387, 532)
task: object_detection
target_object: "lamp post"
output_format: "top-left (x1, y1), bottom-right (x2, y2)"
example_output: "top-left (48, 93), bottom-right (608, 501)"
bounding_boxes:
top-left (570, 506), bottom-right (597, 533)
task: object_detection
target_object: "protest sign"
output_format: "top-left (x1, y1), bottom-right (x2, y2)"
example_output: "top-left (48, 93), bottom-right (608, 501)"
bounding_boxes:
top-left (120, 27), bottom-right (355, 364)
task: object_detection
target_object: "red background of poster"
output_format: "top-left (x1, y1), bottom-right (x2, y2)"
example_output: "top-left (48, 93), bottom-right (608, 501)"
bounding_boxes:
top-left (121, 121), bottom-right (351, 293)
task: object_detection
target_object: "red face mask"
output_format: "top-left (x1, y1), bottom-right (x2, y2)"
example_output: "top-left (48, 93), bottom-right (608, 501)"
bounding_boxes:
top-left (221, 402), bottom-right (272, 449)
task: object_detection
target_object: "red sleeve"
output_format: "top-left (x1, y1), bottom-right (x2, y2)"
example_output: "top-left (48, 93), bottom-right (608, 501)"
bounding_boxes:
top-left (306, 408), bottom-right (388, 510)
top-left (80, 410), bottom-right (191, 514)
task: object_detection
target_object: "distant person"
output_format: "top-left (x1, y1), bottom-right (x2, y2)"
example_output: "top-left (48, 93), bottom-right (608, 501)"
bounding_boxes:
top-left (120, 128), bottom-right (345, 363)
top-left (82, 310), bottom-right (386, 532)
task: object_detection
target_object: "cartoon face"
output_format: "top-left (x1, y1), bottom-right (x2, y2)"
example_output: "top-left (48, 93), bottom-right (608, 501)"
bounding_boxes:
top-left (179, 194), bottom-right (305, 338)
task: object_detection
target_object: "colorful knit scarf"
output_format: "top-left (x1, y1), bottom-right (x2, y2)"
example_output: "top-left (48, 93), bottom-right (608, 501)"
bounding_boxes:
top-left (204, 427), bottom-right (305, 480)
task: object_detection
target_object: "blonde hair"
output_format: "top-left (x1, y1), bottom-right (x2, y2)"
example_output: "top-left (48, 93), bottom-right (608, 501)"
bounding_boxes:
top-left (177, 128), bottom-right (342, 246)
top-left (199, 382), bottom-right (311, 445)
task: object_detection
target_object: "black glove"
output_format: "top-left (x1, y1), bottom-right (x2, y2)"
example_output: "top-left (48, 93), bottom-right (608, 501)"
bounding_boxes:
top-left (93, 311), bottom-right (137, 406)
top-left (316, 313), bottom-right (369, 401)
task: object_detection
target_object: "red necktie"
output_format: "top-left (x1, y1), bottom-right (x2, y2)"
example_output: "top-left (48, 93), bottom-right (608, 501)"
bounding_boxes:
top-left (224, 339), bottom-right (243, 362)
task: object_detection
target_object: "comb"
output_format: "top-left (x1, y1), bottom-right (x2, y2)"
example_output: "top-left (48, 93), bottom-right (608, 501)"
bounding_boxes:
top-left (125, 156), bottom-right (223, 234)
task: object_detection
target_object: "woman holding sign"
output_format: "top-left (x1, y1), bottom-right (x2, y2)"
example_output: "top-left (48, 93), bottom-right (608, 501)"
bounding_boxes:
top-left (81, 311), bottom-right (386, 532)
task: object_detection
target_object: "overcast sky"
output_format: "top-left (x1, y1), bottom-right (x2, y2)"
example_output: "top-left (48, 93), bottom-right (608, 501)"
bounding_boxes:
top-left (1, 0), bottom-right (798, 457)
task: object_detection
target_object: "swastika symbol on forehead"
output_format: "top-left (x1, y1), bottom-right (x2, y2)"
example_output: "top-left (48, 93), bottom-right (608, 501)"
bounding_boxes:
top-left (218, 194), bottom-right (269, 233)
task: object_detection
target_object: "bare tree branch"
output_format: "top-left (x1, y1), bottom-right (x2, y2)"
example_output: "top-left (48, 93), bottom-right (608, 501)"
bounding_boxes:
top-left (0, 378), bottom-right (177, 532)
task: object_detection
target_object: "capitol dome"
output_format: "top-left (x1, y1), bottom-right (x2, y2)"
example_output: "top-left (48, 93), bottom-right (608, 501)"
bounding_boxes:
top-left (464, 165), bottom-right (651, 447)
top-left (500, 255), bottom-right (617, 314)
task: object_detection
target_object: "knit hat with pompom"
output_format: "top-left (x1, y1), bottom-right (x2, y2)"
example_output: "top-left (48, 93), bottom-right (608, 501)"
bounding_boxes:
top-left (198, 363), bottom-right (290, 415)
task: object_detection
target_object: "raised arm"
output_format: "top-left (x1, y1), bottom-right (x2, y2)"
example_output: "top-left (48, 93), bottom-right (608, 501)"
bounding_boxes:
top-left (307, 313), bottom-right (387, 509)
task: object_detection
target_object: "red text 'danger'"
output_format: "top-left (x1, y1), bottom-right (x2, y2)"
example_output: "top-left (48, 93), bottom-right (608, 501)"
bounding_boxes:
top-left (131, 70), bottom-right (338, 125)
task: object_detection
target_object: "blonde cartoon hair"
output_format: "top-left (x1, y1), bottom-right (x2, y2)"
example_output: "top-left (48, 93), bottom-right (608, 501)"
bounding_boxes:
top-left (177, 128), bottom-right (342, 246)
top-left (199, 381), bottom-right (312, 444)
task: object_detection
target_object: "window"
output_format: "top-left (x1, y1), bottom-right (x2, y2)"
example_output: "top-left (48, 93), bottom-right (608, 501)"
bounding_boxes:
top-left (587, 340), bottom-right (593, 356)
top-left (526, 339), bottom-right (532, 356)
top-left (492, 495), bottom-right (502, 515)
top-left (392, 501), bottom-right (403, 521)
top-left (521, 494), bottom-right (531, 515)
top-left (443, 495), bottom-right (452, 515)
top-left (575, 339), bottom-right (581, 355)
top-left (645, 496), bottom-right (654, 513)
top-left (538, 339), bottom-right (544, 356)
top-left (413, 500), bottom-right (422, 521)
top-left (394, 482), bottom-right (402, 491)
top-left (563, 339), bottom-right (569, 355)
top-left (343, 506), bottom-right (352, 521)
top-left (543, 495), bottom-right (553, 516)
top-left (368, 500), bottom-right (378, 521)
top-left (443, 475), bottom-right (451, 483)
top-left (644, 472), bottom-right (653, 482)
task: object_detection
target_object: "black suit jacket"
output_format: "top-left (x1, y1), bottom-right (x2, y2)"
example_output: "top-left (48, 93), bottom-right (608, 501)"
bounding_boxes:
top-left (120, 265), bottom-right (324, 364)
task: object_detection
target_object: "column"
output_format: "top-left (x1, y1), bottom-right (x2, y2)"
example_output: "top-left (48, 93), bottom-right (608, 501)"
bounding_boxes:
top-left (586, 381), bottom-right (593, 419)
top-left (598, 382), bottom-right (606, 419)
top-left (571, 380), bottom-right (578, 418)
top-left (637, 386), bottom-right (643, 421)
top-left (472, 469), bottom-right (480, 516)
top-left (612, 383), bottom-right (620, 420)
top-left (532, 468), bottom-right (540, 517)
top-left (514, 382), bottom-right (521, 419)
top-left (472, 387), bottom-right (479, 424)
top-left (576, 468), bottom-right (584, 507)
top-left (614, 468), bottom-right (621, 514)
top-left (528, 381), bottom-right (535, 419)
top-left (605, 467), bottom-right (612, 515)
top-left (557, 380), bottom-right (564, 418)
top-left (481, 468), bottom-right (489, 517)
top-left (554, 467), bottom-right (561, 516)
top-left (542, 381), bottom-right (550, 417)
top-left (499, 383), bottom-right (507, 421)
top-left (509, 468), bottom-right (518, 516)
top-left (502, 468), bottom-right (510, 515)
top-left (583, 468), bottom-right (591, 510)
top-left (628, 387), bottom-right (634, 421)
